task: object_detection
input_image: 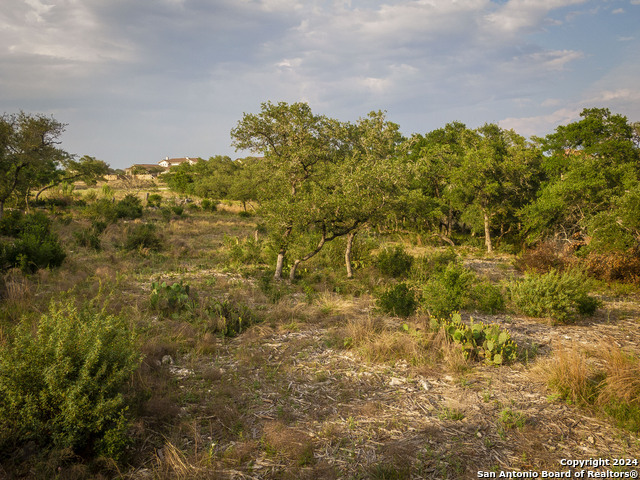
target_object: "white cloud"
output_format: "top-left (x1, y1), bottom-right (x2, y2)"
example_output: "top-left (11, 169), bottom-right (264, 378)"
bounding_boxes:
top-left (500, 107), bottom-right (582, 137)
top-left (612, 8), bottom-right (625, 14)
top-left (484, 0), bottom-right (587, 35)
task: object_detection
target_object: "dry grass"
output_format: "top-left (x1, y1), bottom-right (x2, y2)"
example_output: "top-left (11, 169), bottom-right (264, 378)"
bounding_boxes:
top-left (535, 342), bottom-right (640, 431)
top-left (534, 345), bottom-right (599, 405)
top-left (262, 421), bottom-right (315, 466)
top-left (596, 345), bottom-right (640, 410)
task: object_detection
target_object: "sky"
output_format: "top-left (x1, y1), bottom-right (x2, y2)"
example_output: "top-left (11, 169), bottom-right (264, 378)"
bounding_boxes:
top-left (1, 0), bottom-right (639, 170)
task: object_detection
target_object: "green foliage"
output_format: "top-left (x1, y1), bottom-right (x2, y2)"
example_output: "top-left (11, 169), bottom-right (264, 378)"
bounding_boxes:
top-left (376, 282), bottom-right (417, 317)
top-left (201, 198), bottom-right (217, 212)
top-left (73, 220), bottom-right (106, 251)
top-left (146, 193), bottom-right (162, 208)
top-left (509, 270), bottom-right (601, 323)
top-left (123, 223), bottom-right (163, 252)
top-left (257, 272), bottom-right (289, 303)
top-left (0, 211), bottom-right (66, 273)
top-left (522, 108), bottom-right (639, 243)
top-left (420, 262), bottom-right (475, 317)
top-left (150, 280), bottom-right (193, 315)
top-left (115, 194), bottom-right (143, 220)
top-left (225, 235), bottom-right (264, 265)
top-left (205, 299), bottom-right (259, 337)
top-left (375, 246), bottom-right (413, 278)
top-left (86, 197), bottom-right (118, 223)
top-left (0, 112), bottom-right (68, 214)
top-left (0, 302), bottom-right (141, 460)
top-left (171, 205), bottom-right (184, 216)
top-left (470, 281), bottom-right (506, 314)
top-left (74, 228), bottom-right (101, 251)
top-left (409, 248), bottom-right (458, 283)
top-left (499, 408), bottom-right (528, 430)
top-left (430, 313), bottom-right (518, 365)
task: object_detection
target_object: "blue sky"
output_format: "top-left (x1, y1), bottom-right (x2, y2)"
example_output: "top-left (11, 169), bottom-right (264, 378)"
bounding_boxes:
top-left (1, 0), bottom-right (638, 169)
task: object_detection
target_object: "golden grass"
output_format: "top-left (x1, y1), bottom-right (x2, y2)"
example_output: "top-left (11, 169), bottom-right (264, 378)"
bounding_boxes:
top-left (534, 346), bottom-right (598, 405)
top-left (597, 346), bottom-right (640, 408)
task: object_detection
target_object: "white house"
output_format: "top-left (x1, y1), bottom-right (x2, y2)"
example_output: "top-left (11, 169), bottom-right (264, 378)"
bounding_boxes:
top-left (158, 157), bottom-right (199, 168)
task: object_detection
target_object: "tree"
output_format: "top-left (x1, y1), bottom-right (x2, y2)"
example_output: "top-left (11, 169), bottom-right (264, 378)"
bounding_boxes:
top-left (34, 155), bottom-right (109, 201)
top-left (231, 101), bottom-right (343, 280)
top-left (521, 108), bottom-right (639, 243)
top-left (0, 112), bottom-right (68, 218)
top-left (451, 124), bottom-right (542, 253)
top-left (400, 122), bottom-right (468, 240)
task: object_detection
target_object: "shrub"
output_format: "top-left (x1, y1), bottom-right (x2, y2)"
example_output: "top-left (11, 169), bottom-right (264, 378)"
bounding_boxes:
top-left (205, 299), bottom-right (259, 336)
top-left (0, 302), bottom-right (141, 459)
top-left (0, 210), bottom-right (24, 236)
top-left (201, 199), bottom-right (217, 212)
top-left (509, 269), bottom-right (601, 324)
top-left (147, 194), bottom-right (163, 208)
top-left (0, 212), bottom-right (66, 273)
top-left (377, 282), bottom-right (417, 318)
top-left (171, 205), bottom-right (184, 216)
top-left (420, 262), bottom-right (476, 318)
top-left (115, 194), bottom-right (143, 220)
top-left (582, 250), bottom-right (640, 284)
top-left (123, 223), bottom-right (163, 252)
top-left (74, 228), bottom-right (101, 250)
top-left (74, 220), bottom-right (106, 251)
top-left (86, 198), bottom-right (118, 223)
top-left (410, 249), bottom-right (459, 283)
top-left (470, 281), bottom-right (506, 314)
top-left (514, 240), bottom-right (569, 274)
top-left (375, 246), bottom-right (413, 278)
top-left (225, 235), bottom-right (263, 265)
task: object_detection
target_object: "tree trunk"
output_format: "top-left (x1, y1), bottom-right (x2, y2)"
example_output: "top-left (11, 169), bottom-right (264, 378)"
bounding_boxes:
top-left (483, 210), bottom-right (493, 253)
top-left (289, 232), bottom-right (327, 282)
top-left (345, 230), bottom-right (357, 278)
top-left (274, 250), bottom-right (286, 280)
top-left (0, 200), bottom-right (4, 220)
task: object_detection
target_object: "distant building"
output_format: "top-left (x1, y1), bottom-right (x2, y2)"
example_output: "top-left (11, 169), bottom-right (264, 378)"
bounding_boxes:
top-left (158, 157), bottom-right (199, 168)
top-left (125, 164), bottom-right (165, 176)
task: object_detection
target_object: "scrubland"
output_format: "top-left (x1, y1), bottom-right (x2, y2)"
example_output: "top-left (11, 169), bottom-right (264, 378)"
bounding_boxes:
top-left (1, 188), bottom-right (639, 480)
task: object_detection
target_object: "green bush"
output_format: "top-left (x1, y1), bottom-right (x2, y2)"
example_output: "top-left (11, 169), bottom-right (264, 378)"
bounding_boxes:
top-left (115, 194), bottom-right (143, 220)
top-left (377, 282), bottom-right (417, 317)
top-left (73, 228), bottom-right (101, 250)
top-left (470, 281), bottom-right (506, 314)
top-left (74, 220), bottom-right (106, 251)
top-left (375, 246), bottom-right (413, 278)
top-left (410, 249), bottom-right (459, 283)
top-left (124, 223), bottom-right (163, 252)
top-left (205, 299), bottom-right (259, 336)
top-left (420, 262), bottom-right (475, 318)
top-left (147, 194), bottom-right (163, 208)
top-left (0, 210), bottom-right (24, 236)
top-left (0, 212), bottom-right (66, 273)
top-left (0, 302), bottom-right (141, 460)
top-left (201, 199), bottom-right (217, 212)
top-left (86, 198), bottom-right (118, 223)
top-left (225, 235), bottom-right (263, 265)
top-left (171, 205), bottom-right (184, 216)
top-left (509, 269), bottom-right (601, 323)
